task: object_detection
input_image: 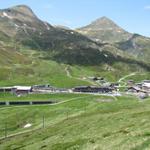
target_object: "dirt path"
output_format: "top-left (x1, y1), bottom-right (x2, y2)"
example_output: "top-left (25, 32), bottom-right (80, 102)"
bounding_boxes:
top-left (65, 66), bottom-right (72, 78)
top-left (65, 66), bottom-right (97, 86)
top-left (118, 72), bottom-right (137, 83)
top-left (0, 95), bottom-right (92, 140)
top-left (0, 93), bottom-right (118, 140)
top-left (0, 95), bottom-right (91, 110)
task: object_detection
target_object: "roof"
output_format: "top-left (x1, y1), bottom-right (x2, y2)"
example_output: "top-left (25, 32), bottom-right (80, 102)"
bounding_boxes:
top-left (143, 80), bottom-right (150, 83)
top-left (13, 86), bottom-right (31, 90)
top-left (143, 83), bottom-right (150, 88)
top-left (0, 87), bottom-right (13, 89)
top-left (131, 86), bottom-right (141, 91)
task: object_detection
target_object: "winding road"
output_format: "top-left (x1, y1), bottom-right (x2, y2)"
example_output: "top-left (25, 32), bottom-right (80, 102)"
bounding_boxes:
top-left (118, 72), bottom-right (137, 83)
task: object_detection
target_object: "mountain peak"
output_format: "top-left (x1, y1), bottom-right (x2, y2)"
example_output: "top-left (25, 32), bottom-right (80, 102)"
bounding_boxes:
top-left (89, 16), bottom-right (120, 30)
top-left (96, 16), bottom-right (112, 21)
top-left (10, 5), bottom-right (36, 18)
top-left (12, 4), bottom-right (31, 9)
top-left (77, 16), bottom-right (132, 43)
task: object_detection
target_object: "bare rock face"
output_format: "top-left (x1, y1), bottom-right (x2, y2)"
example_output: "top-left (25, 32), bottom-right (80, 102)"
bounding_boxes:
top-left (77, 17), bottom-right (150, 62)
top-left (11, 5), bottom-right (37, 18)
top-left (77, 16), bottom-right (132, 43)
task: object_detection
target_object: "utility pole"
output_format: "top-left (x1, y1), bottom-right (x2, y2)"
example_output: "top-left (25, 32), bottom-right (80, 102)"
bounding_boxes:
top-left (66, 110), bottom-right (69, 120)
top-left (84, 104), bottom-right (86, 112)
top-left (14, 39), bottom-right (16, 51)
top-left (42, 115), bottom-right (45, 129)
top-left (4, 122), bottom-right (7, 139)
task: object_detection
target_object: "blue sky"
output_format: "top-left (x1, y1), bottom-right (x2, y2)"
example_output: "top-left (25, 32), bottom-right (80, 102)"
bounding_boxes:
top-left (1, 0), bottom-right (150, 37)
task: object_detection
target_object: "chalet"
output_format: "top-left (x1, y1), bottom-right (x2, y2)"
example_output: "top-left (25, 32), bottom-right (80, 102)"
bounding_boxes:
top-left (110, 83), bottom-right (119, 88)
top-left (136, 83), bottom-right (142, 87)
top-left (143, 80), bottom-right (150, 83)
top-left (73, 86), bottom-right (113, 93)
top-left (142, 82), bottom-right (150, 95)
top-left (88, 77), bottom-right (104, 81)
top-left (12, 86), bottom-right (32, 95)
top-left (32, 84), bottom-right (52, 92)
top-left (32, 84), bottom-right (50, 89)
top-left (127, 86), bottom-right (142, 93)
top-left (143, 82), bottom-right (150, 89)
top-left (127, 80), bottom-right (135, 86)
top-left (0, 87), bottom-right (13, 92)
top-left (93, 77), bottom-right (104, 81)
top-left (32, 85), bottom-right (68, 93)
top-left (139, 92), bottom-right (148, 99)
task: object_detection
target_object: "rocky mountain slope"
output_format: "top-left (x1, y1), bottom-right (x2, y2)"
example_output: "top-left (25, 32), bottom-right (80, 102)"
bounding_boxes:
top-left (0, 5), bottom-right (149, 74)
top-left (116, 34), bottom-right (150, 62)
top-left (77, 17), bottom-right (132, 43)
top-left (77, 17), bottom-right (150, 62)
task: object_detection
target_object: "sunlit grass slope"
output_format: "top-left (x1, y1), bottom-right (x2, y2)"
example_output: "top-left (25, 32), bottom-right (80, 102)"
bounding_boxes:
top-left (0, 95), bottom-right (150, 149)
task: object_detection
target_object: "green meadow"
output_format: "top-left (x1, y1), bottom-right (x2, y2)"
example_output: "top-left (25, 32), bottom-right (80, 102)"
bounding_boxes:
top-left (0, 47), bottom-right (149, 88)
top-left (0, 93), bottom-right (150, 150)
top-left (0, 46), bottom-right (150, 150)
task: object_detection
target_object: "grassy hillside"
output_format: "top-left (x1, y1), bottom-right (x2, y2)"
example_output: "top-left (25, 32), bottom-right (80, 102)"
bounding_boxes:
top-left (0, 5), bottom-right (150, 150)
top-left (0, 94), bottom-right (150, 149)
top-left (0, 43), bottom-right (29, 66)
top-left (117, 34), bottom-right (150, 62)
top-left (0, 94), bottom-right (114, 138)
top-left (0, 93), bottom-right (89, 101)
top-left (0, 46), bottom-right (149, 87)
top-left (0, 5), bottom-right (149, 86)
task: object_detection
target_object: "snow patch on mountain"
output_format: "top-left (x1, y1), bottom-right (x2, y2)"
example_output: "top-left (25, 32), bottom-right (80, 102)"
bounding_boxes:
top-left (44, 22), bottom-right (50, 30)
top-left (2, 12), bottom-right (13, 19)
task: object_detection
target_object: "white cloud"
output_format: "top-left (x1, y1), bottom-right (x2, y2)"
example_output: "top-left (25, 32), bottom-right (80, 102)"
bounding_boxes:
top-left (144, 5), bottom-right (150, 10)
